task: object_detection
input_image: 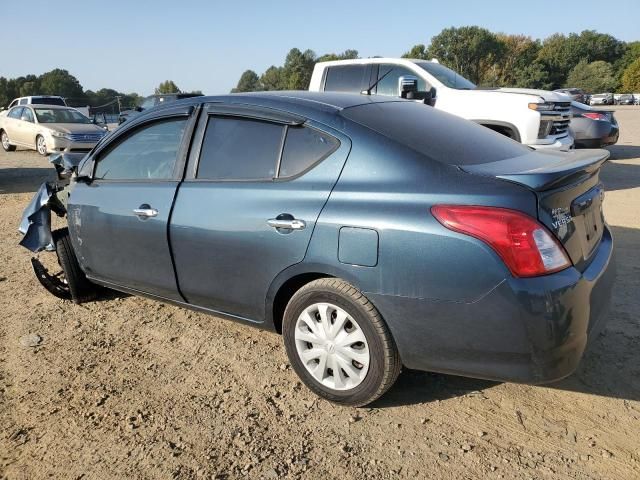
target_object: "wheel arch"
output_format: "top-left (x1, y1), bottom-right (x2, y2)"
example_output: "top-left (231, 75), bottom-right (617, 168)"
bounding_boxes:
top-left (266, 263), bottom-right (365, 334)
top-left (475, 120), bottom-right (521, 143)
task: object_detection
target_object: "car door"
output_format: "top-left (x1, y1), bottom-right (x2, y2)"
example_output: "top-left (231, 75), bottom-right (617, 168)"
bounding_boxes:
top-left (4, 107), bottom-right (24, 145)
top-left (170, 104), bottom-right (351, 321)
top-left (18, 107), bottom-right (37, 146)
top-left (67, 105), bottom-right (198, 300)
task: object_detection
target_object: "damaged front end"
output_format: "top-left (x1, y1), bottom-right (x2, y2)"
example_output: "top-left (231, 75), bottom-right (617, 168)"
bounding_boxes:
top-left (18, 152), bottom-right (86, 299)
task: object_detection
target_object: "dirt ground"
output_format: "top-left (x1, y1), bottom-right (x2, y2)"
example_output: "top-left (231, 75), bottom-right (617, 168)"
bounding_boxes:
top-left (1, 107), bottom-right (639, 480)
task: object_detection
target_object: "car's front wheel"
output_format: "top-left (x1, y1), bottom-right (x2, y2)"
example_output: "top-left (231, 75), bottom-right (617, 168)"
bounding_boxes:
top-left (53, 228), bottom-right (96, 304)
top-left (283, 278), bottom-right (401, 407)
top-left (36, 135), bottom-right (47, 156)
top-left (1, 130), bottom-right (15, 152)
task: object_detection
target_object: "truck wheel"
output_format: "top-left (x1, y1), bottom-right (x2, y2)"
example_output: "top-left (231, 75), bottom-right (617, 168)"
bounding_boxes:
top-left (53, 228), bottom-right (96, 304)
top-left (282, 278), bottom-right (401, 407)
top-left (1, 130), bottom-right (15, 152)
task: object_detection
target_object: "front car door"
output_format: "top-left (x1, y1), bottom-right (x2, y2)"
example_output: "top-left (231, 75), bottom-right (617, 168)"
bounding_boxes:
top-left (67, 105), bottom-right (198, 300)
top-left (18, 106), bottom-right (37, 146)
top-left (169, 103), bottom-right (351, 321)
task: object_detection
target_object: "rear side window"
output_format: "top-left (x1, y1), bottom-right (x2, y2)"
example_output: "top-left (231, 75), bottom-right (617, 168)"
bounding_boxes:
top-left (324, 65), bottom-right (367, 93)
top-left (18, 98), bottom-right (28, 105)
top-left (197, 117), bottom-right (284, 180)
top-left (31, 97), bottom-right (65, 106)
top-left (279, 126), bottom-right (339, 177)
top-left (342, 101), bottom-right (529, 165)
top-left (94, 118), bottom-right (187, 180)
top-left (8, 107), bottom-right (23, 119)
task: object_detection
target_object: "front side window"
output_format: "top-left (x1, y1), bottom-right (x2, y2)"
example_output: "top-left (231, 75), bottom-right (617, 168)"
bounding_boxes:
top-left (8, 107), bottom-right (23, 119)
top-left (279, 126), bottom-right (339, 177)
top-left (376, 64), bottom-right (428, 97)
top-left (197, 117), bottom-right (284, 180)
top-left (94, 118), bottom-right (187, 180)
top-left (324, 65), bottom-right (367, 93)
top-left (21, 108), bottom-right (34, 123)
top-left (34, 108), bottom-right (90, 124)
top-left (414, 61), bottom-right (476, 90)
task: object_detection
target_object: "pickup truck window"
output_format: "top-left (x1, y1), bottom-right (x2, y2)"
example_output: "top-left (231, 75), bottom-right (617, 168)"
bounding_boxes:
top-left (324, 65), bottom-right (367, 93)
top-left (377, 64), bottom-right (428, 96)
top-left (279, 126), bottom-right (339, 178)
top-left (197, 117), bottom-right (283, 180)
top-left (414, 62), bottom-right (476, 90)
top-left (94, 118), bottom-right (187, 180)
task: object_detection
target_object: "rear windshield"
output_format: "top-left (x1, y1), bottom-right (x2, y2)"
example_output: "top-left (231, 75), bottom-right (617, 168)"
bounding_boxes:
top-left (31, 97), bottom-right (65, 106)
top-left (341, 101), bottom-right (530, 165)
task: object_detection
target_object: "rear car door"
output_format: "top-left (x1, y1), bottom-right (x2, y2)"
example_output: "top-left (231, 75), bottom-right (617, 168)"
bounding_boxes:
top-left (67, 105), bottom-right (197, 300)
top-left (5, 107), bottom-right (24, 145)
top-left (170, 104), bottom-right (350, 321)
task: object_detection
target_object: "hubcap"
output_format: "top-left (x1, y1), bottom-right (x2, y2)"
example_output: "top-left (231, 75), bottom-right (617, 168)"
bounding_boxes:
top-left (294, 302), bottom-right (370, 391)
top-left (37, 137), bottom-right (46, 154)
top-left (1, 132), bottom-right (8, 149)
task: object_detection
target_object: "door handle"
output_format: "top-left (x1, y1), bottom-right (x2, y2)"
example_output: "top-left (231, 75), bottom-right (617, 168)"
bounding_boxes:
top-left (267, 217), bottom-right (306, 230)
top-left (133, 205), bottom-right (158, 218)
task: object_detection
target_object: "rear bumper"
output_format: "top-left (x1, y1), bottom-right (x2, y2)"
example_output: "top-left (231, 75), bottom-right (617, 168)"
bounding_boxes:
top-left (367, 225), bottom-right (615, 384)
top-left (575, 124), bottom-right (619, 148)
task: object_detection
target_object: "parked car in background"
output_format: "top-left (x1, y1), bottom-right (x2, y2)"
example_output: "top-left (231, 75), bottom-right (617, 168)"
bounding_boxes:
top-left (20, 92), bottom-right (614, 406)
top-left (635, 94), bottom-right (640, 105)
top-left (569, 101), bottom-right (619, 148)
top-left (1, 95), bottom-right (67, 116)
top-left (554, 88), bottom-right (587, 104)
top-left (0, 104), bottom-right (107, 155)
top-left (118, 93), bottom-right (203, 124)
top-left (617, 94), bottom-right (635, 105)
top-left (590, 93), bottom-right (614, 105)
top-left (310, 58), bottom-right (573, 151)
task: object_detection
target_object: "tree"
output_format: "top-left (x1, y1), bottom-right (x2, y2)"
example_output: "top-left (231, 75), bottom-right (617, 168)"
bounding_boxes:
top-left (493, 34), bottom-right (541, 86)
top-left (402, 44), bottom-right (429, 60)
top-left (513, 62), bottom-right (552, 89)
top-left (426, 26), bottom-right (505, 85)
top-left (155, 80), bottom-right (181, 94)
top-left (566, 60), bottom-right (617, 93)
top-left (260, 66), bottom-right (285, 91)
top-left (615, 41), bottom-right (640, 79)
top-left (39, 69), bottom-right (84, 101)
top-left (281, 48), bottom-right (316, 90)
top-left (231, 70), bottom-right (261, 92)
top-left (622, 58), bottom-right (640, 92)
top-left (316, 49), bottom-right (359, 62)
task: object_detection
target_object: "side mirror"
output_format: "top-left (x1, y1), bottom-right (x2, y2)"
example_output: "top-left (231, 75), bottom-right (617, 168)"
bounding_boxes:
top-left (135, 106), bottom-right (143, 112)
top-left (75, 157), bottom-right (95, 182)
top-left (424, 87), bottom-right (437, 107)
top-left (398, 75), bottom-right (419, 99)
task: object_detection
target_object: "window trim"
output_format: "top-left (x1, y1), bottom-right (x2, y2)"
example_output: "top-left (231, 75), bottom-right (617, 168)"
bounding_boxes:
top-left (91, 114), bottom-right (194, 183)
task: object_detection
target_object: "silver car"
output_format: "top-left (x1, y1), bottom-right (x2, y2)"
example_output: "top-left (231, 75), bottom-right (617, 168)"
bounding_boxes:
top-left (0, 104), bottom-right (107, 155)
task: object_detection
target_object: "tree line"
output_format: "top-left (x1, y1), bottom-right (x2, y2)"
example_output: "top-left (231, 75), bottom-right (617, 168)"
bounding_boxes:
top-left (0, 71), bottom-right (199, 112)
top-left (232, 27), bottom-right (640, 94)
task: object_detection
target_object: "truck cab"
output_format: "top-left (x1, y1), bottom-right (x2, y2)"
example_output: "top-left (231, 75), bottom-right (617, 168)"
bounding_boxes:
top-left (309, 58), bottom-right (573, 151)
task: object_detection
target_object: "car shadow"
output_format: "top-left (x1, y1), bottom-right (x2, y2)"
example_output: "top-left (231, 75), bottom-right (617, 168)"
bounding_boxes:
top-left (374, 224), bottom-right (640, 408)
top-left (0, 167), bottom-right (55, 195)
top-left (606, 144), bottom-right (640, 161)
top-left (600, 154), bottom-right (640, 192)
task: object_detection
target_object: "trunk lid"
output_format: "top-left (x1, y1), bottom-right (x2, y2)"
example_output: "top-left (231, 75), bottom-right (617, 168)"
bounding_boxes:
top-left (462, 149), bottom-right (609, 271)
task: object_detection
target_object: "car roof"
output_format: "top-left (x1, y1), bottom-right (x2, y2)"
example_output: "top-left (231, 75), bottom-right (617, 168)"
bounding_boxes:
top-left (127, 91), bottom-right (413, 132)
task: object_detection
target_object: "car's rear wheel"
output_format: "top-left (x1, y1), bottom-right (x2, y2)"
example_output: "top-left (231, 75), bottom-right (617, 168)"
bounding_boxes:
top-left (283, 278), bottom-right (401, 407)
top-left (36, 135), bottom-right (47, 156)
top-left (1, 130), bottom-right (15, 152)
top-left (53, 228), bottom-right (96, 304)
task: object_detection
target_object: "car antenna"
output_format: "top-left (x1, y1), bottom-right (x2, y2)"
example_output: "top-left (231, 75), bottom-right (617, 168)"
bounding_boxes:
top-left (361, 67), bottom-right (394, 96)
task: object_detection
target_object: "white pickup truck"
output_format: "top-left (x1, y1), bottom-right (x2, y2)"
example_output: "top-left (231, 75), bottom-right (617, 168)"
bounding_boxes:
top-left (309, 58), bottom-right (573, 151)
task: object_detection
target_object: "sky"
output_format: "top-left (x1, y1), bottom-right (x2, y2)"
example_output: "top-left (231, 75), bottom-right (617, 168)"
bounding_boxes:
top-left (1, 0), bottom-right (639, 96)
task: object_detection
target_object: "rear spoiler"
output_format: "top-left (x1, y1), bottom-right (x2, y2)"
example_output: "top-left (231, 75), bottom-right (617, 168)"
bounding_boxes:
top-left (462, 149), bottom-right (610, 191)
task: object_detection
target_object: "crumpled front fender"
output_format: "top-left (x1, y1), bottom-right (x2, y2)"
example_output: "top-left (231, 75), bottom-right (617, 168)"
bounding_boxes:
top-left (18, 182), bottom-right (67, 253)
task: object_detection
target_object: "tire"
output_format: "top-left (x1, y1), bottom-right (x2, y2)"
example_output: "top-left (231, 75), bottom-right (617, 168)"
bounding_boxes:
top-left (53, 228), bottom-right (96, 304)
top-left (1, 130), bottom-right (15, 152)
top-left (282, 278), bottom-right (401, 407)
top-left (36, 135), bottom-right (47, 156)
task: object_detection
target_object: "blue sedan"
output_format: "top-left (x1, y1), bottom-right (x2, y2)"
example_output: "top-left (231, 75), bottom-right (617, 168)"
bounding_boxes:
top-left (19, 92), bottom-right (615, 406)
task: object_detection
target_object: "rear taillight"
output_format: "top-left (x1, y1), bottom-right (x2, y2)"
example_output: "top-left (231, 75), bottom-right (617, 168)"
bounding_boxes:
top-left (431, 205), bottom-right (572, 278)
top-left (582, 112), bottom-right (607, 121)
